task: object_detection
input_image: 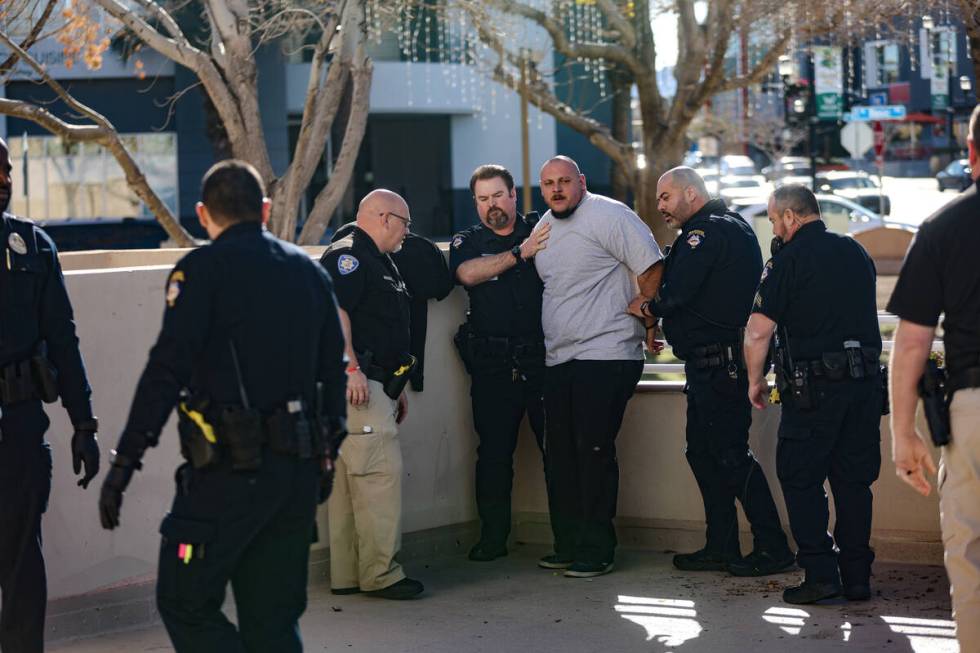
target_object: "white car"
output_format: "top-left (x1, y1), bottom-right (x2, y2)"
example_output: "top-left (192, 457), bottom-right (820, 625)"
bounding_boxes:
top-left (718, 175), bottom-right (772, 202)
top-left (730, 194), bottom-right (885, 233)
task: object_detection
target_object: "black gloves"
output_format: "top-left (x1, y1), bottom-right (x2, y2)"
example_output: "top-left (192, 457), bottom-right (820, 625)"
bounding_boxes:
top-left (99, 446), bottom-right (144, 530)
top-left (71, 419), bottom-right (100, 489)
top-left (318, 457), bottom-right (335, 504)
top-left (318, 416), bottom-right (346, 504)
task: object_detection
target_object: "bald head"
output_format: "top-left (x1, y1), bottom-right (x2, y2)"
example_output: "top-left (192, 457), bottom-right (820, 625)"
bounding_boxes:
top-left (656, 166), bottom-right (710, 229)
top-left (355, 189), bottom-right (410, 253)
top-left (539, 155), bottom-right (586, 217)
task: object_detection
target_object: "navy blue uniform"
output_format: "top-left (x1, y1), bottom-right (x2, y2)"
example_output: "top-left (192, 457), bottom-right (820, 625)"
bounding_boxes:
top-left (651, 200), bottom-right (788, 561)
top-left (754, 220), bottom-right (882, 588)
top-left (118, 222), bottom-right (346, 652)
top-left (0, 213), bottom-right (94, 652)
top-left (450, 216), bottom-right (545, 550)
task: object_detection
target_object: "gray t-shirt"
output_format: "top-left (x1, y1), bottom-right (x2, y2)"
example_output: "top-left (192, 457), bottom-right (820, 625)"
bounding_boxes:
top-left (534, 192), bottom-right (663, 366)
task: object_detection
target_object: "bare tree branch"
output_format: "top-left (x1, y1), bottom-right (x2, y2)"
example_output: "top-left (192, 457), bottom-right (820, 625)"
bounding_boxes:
top-left (0, 0), bottom-right (57, 76)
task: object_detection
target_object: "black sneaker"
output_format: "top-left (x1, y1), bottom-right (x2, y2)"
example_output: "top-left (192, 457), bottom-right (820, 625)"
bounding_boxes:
top-left (843, 584), bottom-right (872, 601)
top-left (330, 586), bottom-right (361, 595)
top-left (365, 578), bottom-right (425, 600)
top-left (538, 554), bottom-right (575, 570)
top-left (783, 580), bottom-right (842, 605)
top-left (727, 549), bottom-right (796, 577)
top-left (673, 549), bottom-right (740, 572)
top-left (564, 561), bottom-right (614, 578)
top-left (468, 542), bottom-right (508, 562)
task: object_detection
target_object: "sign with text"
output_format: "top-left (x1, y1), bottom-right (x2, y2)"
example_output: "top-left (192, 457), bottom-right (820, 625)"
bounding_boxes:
top-left (845, 105), bottom-right (907, 121)
top-left (814, 46), bottom-right (843, 120)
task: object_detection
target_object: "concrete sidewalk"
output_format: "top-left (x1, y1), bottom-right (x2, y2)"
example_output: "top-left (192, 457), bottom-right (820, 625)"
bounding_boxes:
top-left (49, 543), bottom-right (957, 652)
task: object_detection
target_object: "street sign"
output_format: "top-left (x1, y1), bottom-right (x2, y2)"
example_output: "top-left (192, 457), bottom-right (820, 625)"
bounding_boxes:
top-left (873, 121), bottom-right (885, 156)
top-left (869, 92), bottom-right (888, 106)
top-left (845, 105), bottom-right (907, 121)
top-left (840, 122), bottom-right (874, 158)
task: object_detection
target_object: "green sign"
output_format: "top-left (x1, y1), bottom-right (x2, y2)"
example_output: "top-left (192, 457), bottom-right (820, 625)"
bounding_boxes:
top-left (814, 47), bottom-right (844, 120)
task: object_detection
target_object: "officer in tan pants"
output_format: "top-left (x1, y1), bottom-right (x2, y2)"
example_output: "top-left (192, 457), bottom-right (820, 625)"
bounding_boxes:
top-left (887, 103), bottom-right (980, 650)
top-left (319, 189), bottom-right (424, 600)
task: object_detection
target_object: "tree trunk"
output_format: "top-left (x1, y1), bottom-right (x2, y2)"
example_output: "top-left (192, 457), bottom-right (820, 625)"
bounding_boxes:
top-left (632, 136), bottom-right (687, 248)
top-left (609, 66), bottom-right (633, 205)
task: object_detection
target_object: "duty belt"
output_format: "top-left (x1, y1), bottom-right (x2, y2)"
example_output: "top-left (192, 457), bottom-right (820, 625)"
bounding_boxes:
top-left (468, 334), bottom-right (544, 358)
top-left (0, 355), bottom-right (58, 406)
top-left (799, 348), bottom-right (880, 381)
top-left (690, 341), bottom-right (742, 371)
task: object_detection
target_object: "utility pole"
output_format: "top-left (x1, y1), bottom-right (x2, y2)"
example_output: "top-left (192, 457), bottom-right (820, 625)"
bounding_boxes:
top-left (520, 52), bottom-right (532, 215)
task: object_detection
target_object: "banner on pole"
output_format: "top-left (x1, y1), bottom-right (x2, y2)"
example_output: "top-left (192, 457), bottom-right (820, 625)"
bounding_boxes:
top-left (814, 46), bottom-right (843, 120)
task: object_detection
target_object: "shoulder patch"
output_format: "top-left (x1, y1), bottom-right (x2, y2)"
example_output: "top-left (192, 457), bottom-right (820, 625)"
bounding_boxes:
top-left (686, 229), bottom-right (705, 249)
top-left (337, 254), bottom-right (359, 275)
top-left (451, 235), bottom-right (463, 249)
top-left (760, 259), bottom-right (774, 282)
top-left (8, 231), bottom-right (28, 255)
top-left (166, 270), bottom-right (185, 308)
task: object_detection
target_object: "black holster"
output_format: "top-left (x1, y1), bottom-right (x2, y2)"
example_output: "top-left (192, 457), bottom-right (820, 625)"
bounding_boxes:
top-left (30, 354), bottom-right (59, 403)
top-left (453, 323), bottom-right (475, 374)
top-left (789, 364), bottom-right (814, 409)
top-left (919, 359), bottom-right (951, 447)
top-left (384, 354), bottom-right (417, 400)
top-left (177, 396), bottom-right (221, 470)
top-left (218, 405), bottom-right (265, 471)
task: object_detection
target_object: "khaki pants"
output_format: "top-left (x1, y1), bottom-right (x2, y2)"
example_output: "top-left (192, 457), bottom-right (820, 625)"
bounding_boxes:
top-left (327, 380), bottom-right (405, 592)
top-left (939, 387), bottom-right (980, 651)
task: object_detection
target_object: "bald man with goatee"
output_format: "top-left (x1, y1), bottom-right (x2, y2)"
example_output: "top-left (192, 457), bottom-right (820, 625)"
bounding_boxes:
top-left (319, 189), bottom-right (424, 599)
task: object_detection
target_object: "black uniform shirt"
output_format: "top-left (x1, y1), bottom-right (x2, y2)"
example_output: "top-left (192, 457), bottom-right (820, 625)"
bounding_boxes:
top-left (124, 222), bottom-right (347, 438)
top-left (320, 226), bottom-right (411, 371)
top-left (753, 220), bottom-right (881, 359)
top-left (887, 180), bottom-right (980, 372)
top-left (448, 216), bottom-right (544, 339)
top-left (0, 213), bottom-right (93, 424)
top-left (650, 199), bottom-right (761, 359)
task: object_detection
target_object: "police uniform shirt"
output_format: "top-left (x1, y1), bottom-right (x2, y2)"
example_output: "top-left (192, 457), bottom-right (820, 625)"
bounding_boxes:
top-left (449, 216), bottom-right (543, 338)
top-left (887, 180), bottom-right (980, 372)
top-left (753, 221), bottom-right (881, 359)
top-left (0, 212), bottom-right (93, 424)
top-left (320, 226), bottom-right (411, 372)
top-left (649, 199), bottom-right (762, 359)
top-left (125, 221), bottom-right (347, 436)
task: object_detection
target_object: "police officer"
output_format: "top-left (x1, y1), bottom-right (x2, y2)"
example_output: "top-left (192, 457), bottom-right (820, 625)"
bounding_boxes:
top-left (744, 184), bottom-right (882, 605)
top-left (887, 104), bottom-right (980, 652)
top-left (320, 189), bottom-right (424, 600)
top-left (450, 164), bottom-right (551, 562)
top-left (0, 137), bottom-right (100, 653)
top-left (98, 160), bottom-right (347, 652)
top-left (628, 167), bottom-right (792, 576)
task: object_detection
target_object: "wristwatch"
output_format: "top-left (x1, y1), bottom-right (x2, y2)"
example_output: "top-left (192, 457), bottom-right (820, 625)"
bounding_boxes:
top-left (510, 245), bottom-right (522, 262)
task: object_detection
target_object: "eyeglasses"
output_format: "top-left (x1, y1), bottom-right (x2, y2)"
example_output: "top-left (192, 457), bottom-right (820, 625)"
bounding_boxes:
top-left (382, 211), bottom-right (412, 229)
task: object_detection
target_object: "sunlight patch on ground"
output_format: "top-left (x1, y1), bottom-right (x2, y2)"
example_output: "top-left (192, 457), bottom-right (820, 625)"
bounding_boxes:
top-left (616, 596), bottom-right (702, 648)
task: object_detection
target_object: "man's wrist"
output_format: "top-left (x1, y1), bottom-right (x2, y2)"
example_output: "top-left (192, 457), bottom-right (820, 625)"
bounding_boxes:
top-left (346, 364), bottom-right (361, 374)
top-left (73, 417), bottom-right (99, 433)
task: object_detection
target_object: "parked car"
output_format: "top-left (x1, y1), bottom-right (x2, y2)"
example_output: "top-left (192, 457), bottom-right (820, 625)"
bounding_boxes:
top-left (718, 175), bottom-right (772, 202)
top-left (936, 159), bottom-right (972, 191)
top-left (730, 194), bottom-right (886, 234)
top-left (815, 171), bottom-right (891, 215)
top-left (718, 154), bottom-right (757, 177)
top-left (761, 156), bottom-right (813, 180)
top-left (694, 168), bottom-right (721, 195)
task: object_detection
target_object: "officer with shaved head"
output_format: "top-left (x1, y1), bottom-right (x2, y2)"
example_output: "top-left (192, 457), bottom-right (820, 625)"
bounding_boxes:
top-left (319, 189), bottom-right (424, 599)
top-left (629, 166), bottom-right (793, 578)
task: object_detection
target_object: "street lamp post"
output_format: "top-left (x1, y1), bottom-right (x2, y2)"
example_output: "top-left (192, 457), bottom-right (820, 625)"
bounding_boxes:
top-left (806, 49), bottom-right (817, 192)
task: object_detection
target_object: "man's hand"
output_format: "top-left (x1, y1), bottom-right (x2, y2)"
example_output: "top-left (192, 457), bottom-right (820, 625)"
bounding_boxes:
top-left (396, 392), bottom-right (408, 424)
top-left (893, 429), bottom-right (938, 496)
top-left (347, 369), bottom-right (370, 406)
top-left (99, 459), bottom-right (137, 530)
top-left (71, 426), bottom-right (100, 489)
top-left (627, 294), bottom-right (650, 320)
top-left (748, 378), bottom-right (768, 410)
top-left (645, 326), bottom-right (665, 354)
top-left (519, 222), bottom-right (551, 260)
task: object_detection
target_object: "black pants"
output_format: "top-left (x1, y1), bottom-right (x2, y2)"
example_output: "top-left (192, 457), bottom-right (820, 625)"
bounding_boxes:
top-left (544, 359), bottom-right (643, 564)
top-left (470, 366), bottom-right (544, 547)
top-left (0, 402), bottom-right (52, 653)
top-left (156, 451), bottom-right (320, 653)
top-left (777, 377), bottom-right (881, 586)
top-left (684, 364), bottom-right (788, 557)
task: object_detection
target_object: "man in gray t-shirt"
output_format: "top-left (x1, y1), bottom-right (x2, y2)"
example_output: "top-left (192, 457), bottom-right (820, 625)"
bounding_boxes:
top-left (533, 156), bottom-right (664, 578)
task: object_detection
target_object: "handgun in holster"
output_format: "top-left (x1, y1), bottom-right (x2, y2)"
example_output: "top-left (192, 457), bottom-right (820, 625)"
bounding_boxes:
top-left (384, 354), bottom-right (417, 400)
top-left (879, 364), bottom-right (890, 416)
top-left (30, 348), bottom-right (59, 403)
top-left (453, 322), bottom-right (475, 374)
top-left (219, 405), bottom-right (265, 471)
top-left (918, 358), bottom-right (951, 447)
top-left (177, 393), bottom-right (220, 469)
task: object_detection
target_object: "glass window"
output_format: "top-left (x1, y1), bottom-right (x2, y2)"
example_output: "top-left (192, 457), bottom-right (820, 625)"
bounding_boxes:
top-left (7, 133), bottom-right (178, 222)
top-left (874, 43), bottom-right (901, 85)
